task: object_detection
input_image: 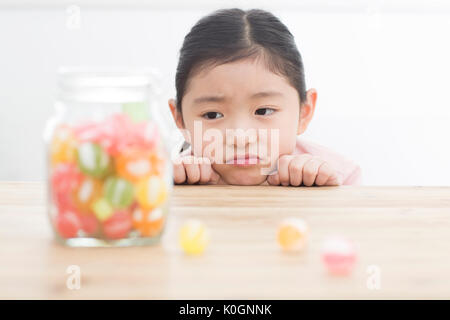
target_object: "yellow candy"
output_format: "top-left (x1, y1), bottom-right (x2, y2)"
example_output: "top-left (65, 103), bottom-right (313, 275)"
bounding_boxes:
top-left (179, 219), bottom-right (210, 255)
top-left (50, 125), bottom-right (77, 165)
top-left (91, 198), bottom-right (113, 222)
top-left (136, 176), bottom-right (168, 210)
top-left (277, 218), bottom-right (308, 252)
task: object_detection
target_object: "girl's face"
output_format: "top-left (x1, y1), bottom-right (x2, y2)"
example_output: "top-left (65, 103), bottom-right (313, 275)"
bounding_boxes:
top-left (169, 57), bottom-right (317, 185)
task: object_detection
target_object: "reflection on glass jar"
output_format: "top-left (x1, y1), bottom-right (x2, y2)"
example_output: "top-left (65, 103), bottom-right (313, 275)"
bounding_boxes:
top-left (44, 68), bottom-right (173, 247)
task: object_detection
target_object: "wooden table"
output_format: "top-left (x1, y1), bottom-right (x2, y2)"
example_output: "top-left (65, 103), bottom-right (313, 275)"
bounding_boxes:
top-left (1, 182), bottom-right (450, 299)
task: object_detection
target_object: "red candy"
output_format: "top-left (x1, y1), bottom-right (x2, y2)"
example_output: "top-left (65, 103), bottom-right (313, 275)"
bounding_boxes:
top-left (102, 210), bottom-right (133, 240)
top-left (55, 211), bottom-right (82, 238)
top-left (79, 214), bottom-right (100, 236)
top-left (51, 163), bottom-right (82, 211)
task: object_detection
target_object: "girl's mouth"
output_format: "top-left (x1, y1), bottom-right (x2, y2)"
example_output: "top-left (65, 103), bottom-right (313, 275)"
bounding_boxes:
top-left (225, 154), bottom-right (260, 166)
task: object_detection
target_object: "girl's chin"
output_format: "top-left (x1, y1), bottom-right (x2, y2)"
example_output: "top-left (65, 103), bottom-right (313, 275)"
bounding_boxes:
top-left (215, 167), bottom-right (268, 186)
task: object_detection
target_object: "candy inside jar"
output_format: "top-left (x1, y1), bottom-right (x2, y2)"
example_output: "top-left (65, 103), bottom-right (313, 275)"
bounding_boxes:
top-left (45, 69), bottom-right (172, 247)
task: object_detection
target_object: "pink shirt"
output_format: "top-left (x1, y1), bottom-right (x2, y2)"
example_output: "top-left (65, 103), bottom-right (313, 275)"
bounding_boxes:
top-left (293, 136), bottom-right (362, 186)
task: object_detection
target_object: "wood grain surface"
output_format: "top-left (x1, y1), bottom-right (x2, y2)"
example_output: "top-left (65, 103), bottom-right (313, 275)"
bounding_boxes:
top-left (1, 182), bottom-right (450, 299)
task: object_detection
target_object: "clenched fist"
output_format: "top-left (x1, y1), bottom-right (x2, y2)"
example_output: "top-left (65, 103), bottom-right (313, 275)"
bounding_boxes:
top-left (267, 154), bottom-right (342, 187)
top-left (173, 156), bottom-right (221, 185)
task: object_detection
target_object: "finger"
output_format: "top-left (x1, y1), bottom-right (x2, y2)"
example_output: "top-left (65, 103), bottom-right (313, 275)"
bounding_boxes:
top-left (267, 173), bottom-right (280, 185)
top-left (173, 162), bottom-right (187, 184)
top-left (302, 156), bottom-right (323, 186)
top-left (325, 171), bottom-right (342, 186)
top-left (277, 155), bottom-right (296, 186)
top-left (288, 155), bottom-right (313, 186)
top-left (315, 162), bottom-right (333, 186)
top-left (198, 157), bottom-right (213, 184)
top-left (183, 156), bottom-right (201, 184)
top-left (207, 170), bottom-right (221, 185)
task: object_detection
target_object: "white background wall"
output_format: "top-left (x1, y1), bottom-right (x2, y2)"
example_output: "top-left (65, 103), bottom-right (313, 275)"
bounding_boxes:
top-left (1, 0), bottom-right (449, 185)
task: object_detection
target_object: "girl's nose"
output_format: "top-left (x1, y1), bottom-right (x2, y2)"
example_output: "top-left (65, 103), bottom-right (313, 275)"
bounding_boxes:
top-left (225, 127), bottom-right (258, 147)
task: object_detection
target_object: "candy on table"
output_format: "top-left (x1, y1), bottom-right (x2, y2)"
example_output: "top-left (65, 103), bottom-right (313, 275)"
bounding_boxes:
top-left (136, 175), bottom-right (168, 210)
top-left (50, 125), bottom-right (77, 165)
top-left (91, 198), bottom-right (114, 222)
top-left (55, 210), bottom-right (82, 238)
top-left (179, 219), bottom-right (210, 255)
top-left (277, 217), bottom-right (309, 252)
top-left (321, 236), bottom-right (357, 276)
top-left (72, 176), bottom-right (103, 213)
top-left (103, 177), bottom-right (135, 209)
top-left (102, 210), bottom-right (133, 240)
top-left (115, 148), bottom-right (163, 183)
top-left (132, 206), bottom-right (165, 237)
top-left (51, 163), bottom-right (82, 210)
top-left (76, 142), bottom-right (112, 178)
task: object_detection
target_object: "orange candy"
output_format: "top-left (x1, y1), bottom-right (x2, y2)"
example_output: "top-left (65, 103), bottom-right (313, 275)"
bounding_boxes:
top-left (72, 176), bottom-right (103, 214)
top-left (115, 149), bottom-right (164, 183)
top-left (132, 206), bottom-right (165, 237)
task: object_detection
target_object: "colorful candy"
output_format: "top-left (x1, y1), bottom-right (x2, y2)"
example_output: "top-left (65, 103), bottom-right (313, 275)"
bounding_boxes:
top-left (102, 210), bottom-right (133, 240)
top-left (104, 177), bottom-right (134, 209)
top-left (136, 176), bottom-right (168, 210)
top-left (76, 142), bottom-right (112, 178)
top-left (179, 219), bottom-right (210, 255)
top-left (48, 112), bottom-right (170, 243)
top-left (72, 176), bottom-right (102, 213)
top-left (277, 218), bottom-right (309, 252)
top-left (321, 236), bottom-right (357, 276)
top-left (132, 206), bottom-right (165, 237)
top-left (73, 114), bottom-right (159, 156)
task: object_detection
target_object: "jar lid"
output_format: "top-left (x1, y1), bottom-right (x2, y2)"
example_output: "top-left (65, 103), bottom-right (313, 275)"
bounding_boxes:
top-left (57, 67), bottom-right (161, 103)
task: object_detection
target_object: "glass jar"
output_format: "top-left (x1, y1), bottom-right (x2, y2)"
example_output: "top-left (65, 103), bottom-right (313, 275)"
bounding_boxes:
top-left (44, 68), bottom-right (173, 247)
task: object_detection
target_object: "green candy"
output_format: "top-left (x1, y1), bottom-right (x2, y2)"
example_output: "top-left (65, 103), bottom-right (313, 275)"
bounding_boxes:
top-left (104, 177), bottom-right (134, 209)
top-left (76, 142), bottom-right (111, 178)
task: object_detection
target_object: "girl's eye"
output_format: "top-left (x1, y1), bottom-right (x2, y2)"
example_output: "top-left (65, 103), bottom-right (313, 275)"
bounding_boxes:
top-left (255, 107), bottom-right (275, 116)
top-left (202, 111), bottom-right (224, 120)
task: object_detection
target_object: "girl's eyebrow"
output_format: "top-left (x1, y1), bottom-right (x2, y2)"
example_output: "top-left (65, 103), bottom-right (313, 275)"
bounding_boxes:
top-left (193, 90), bottom-right (283, 106)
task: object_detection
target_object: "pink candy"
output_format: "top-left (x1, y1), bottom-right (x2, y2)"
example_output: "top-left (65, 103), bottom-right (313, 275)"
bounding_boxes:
top-left (321, 236), bottom-right (357, 276)
top-left (73, 114), bottom-right (159, 156)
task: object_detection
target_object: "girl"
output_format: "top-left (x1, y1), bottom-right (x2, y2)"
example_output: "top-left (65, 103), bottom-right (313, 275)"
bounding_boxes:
top-left (168, 8), bottom-right (362, 186)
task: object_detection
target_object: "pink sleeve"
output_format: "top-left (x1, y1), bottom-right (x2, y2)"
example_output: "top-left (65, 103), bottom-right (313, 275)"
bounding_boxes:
top-left (293, 136), bottom-right (363, 186)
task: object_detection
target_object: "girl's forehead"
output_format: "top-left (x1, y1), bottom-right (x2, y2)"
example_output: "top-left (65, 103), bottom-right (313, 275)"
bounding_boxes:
top-left (185, 59), bottom-right (293, 100)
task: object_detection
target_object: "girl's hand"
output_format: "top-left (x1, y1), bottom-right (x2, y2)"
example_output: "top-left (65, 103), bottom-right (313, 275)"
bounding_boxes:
top-left (173, 156), bottom-right (221, 185)
top-left (266, 154), bottom-right (341, 187)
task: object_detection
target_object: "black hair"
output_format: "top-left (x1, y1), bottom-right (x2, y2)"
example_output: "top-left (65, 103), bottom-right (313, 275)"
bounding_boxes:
top-left (175, 8), bottom-right (307, 121)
